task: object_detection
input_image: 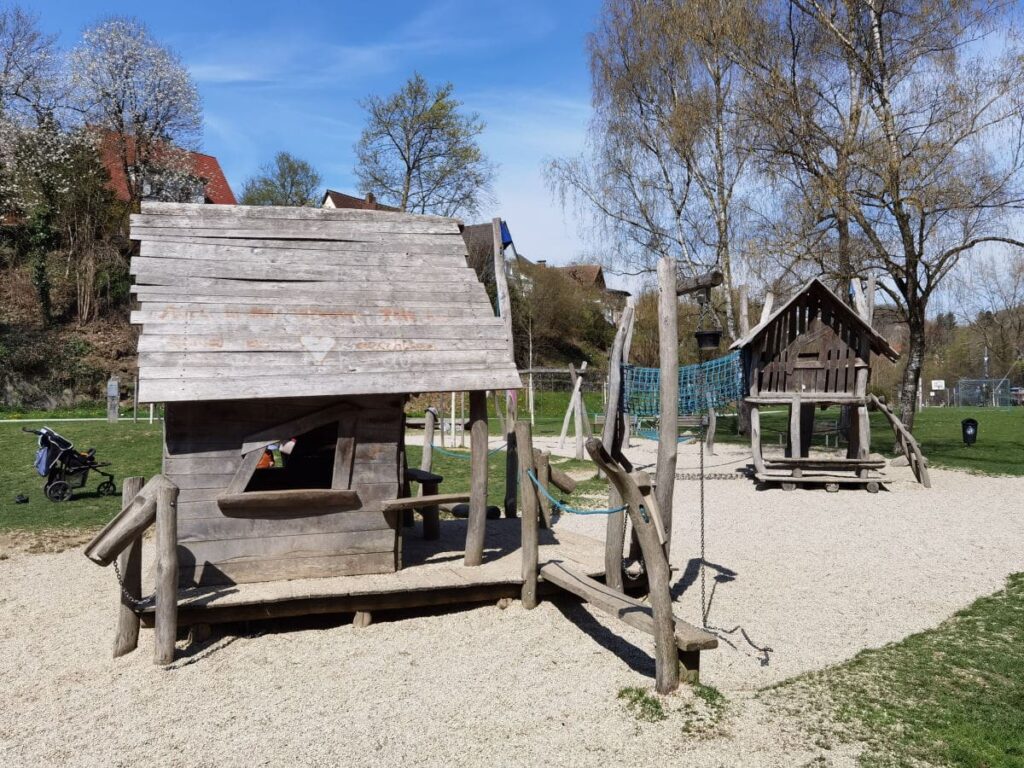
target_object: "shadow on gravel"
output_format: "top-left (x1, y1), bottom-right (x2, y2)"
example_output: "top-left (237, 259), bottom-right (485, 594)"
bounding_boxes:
top-left (550, 596), bottom-right (656, 678)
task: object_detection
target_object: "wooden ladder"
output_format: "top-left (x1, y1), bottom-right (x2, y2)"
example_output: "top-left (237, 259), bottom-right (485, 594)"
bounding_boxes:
top-left (869, 395), bottom-right (931, 488)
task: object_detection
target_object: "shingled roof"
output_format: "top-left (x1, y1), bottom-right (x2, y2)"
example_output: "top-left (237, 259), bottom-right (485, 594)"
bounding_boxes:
top-left (129, 202), bottom-right (521, 402)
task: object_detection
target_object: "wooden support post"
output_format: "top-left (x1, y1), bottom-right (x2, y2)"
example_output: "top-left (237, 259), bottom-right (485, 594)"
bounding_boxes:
top-left (535, 450), bottom-right (553, 527)
top-left (572, 365), bottom-right (585, 460)
top-left (515, 421), bottom-right (539, 609)
top-left (799, 403), bottom-right (815, 458)
top-left (750, 405), bottom-right (767, 474)
top-left (587, 439), bottom-right (679, 693)
top-left (737, 288), bottom-right (751, 436)
top-left (106, 376), bottom-right (119, 422)
top-left (154, 483), bottom-right (179, 665)
top-left (132, 376), bottom-right (139, 423)
top-left (760, 291), bottom-right (774, 324)
top-left (656, 256), bottom-right (679, 556)
top-left (421, 407), bottom-right (436, 474)
top-left (505, 422), bottom-right (518, 519)
top-left (787, 395), bottom-right (802, 461)
top-left (465, 390), bottom-right (489, 567)
top-left (112, 476), bottom-right (144, 658)
top-left (421, 479), bottom-right (441, 540)
top-left (559, 361), bottom-right (588, 449)
top-left (679, 650), bottom-right (701, 684)
top-left (353, 611), bottom-right (373, 628)
top-left (602, 304), bottom-right (634, 592)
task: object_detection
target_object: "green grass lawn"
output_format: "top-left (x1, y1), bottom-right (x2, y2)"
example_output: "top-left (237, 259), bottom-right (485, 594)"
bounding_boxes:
top-left (0, 420), bottom-right (164, 531)
top-left (0, 416), bottom-right (603, 534)
top-left (771, 573), bottom-right (1024, 767)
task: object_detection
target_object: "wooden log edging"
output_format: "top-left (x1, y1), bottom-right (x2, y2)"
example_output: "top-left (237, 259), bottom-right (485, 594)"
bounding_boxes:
top-left (154, 483), bottom-right (179, 665)
top-left (514, 421), bottom-right (539, 609)
top-left (112, 476), bottom-right (145, 658)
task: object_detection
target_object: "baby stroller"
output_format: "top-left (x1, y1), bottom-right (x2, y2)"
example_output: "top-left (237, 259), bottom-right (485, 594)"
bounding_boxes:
top-left (24, 427), bottom-right (117, 502)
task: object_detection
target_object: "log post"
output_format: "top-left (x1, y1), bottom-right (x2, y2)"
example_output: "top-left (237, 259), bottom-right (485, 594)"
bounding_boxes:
top-left (154, 483), bottom-right (179, 665)
top-left (535, 450), bottom-right (553, 527)
top-left (504, 392), bottom-right (518, 518)
top-left (515, 421), bottom-right (539, 609)
top-left (587, 439), bottom-right (679, 693)
top-left (106, 376), bottom-right (119, 423)
top-left (112, 476), bottom-right (145, 658)
top-left (737, 287), bottom-right (751, 437)
top-left (464, 390), bottom-right (489, 566)
top-left (655, 256), bottom-right (680, 555)
top-left (421, 407), bottom-right (436, 475)
top-left (572, 365), bottom-right (585, 460)
top-left (602, 303), bottom-right (634, 592)
top-left (84, 474), bottom-right (173, 566)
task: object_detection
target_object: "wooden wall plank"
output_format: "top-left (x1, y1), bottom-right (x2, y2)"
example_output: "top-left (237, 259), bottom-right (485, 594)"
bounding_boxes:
top-left (181, 552), bottom-right (397, 586)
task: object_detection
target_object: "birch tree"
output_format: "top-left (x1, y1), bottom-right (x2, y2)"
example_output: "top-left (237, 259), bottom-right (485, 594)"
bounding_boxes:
top-left (548, 0), bottom-right (759, 336)
top-left (748, 0), bottom-right (1024, 428)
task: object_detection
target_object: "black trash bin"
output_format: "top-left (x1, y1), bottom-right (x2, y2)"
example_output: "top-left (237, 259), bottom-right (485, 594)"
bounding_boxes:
top-left (961, 418), bottom-right (978, 446)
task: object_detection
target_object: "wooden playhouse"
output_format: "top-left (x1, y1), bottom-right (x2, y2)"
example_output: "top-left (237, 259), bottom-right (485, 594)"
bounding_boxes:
top-left (84, 202), bottom-right (716, 690)
top-left (731, 278), bottom-right (930, 491)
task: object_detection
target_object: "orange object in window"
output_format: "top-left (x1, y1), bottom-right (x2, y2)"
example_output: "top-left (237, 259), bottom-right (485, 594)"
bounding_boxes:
top-left (256, 449), bottom-right (275, 469)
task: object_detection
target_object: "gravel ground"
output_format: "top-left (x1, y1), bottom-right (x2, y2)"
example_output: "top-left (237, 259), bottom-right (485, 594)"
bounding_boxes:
top-left (1, 439), bottom-right (1021, 767)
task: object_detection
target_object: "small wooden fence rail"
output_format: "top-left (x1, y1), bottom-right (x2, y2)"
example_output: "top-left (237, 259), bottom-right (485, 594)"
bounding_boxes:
top-left (84, 474), bottom-right (180, 664)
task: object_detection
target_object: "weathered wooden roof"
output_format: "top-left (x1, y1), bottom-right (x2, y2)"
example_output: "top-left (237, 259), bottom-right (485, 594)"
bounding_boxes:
top-left (130, 202), bottom-right (521, 403)
top-left (729, 278), bottom-right (899, 361)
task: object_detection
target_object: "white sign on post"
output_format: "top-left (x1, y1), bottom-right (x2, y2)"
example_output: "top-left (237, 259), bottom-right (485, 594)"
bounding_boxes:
top-left (931, 379), bottom-right (946, 391)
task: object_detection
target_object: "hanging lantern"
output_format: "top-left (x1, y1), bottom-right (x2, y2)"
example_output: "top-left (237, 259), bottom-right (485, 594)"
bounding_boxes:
top-left (693, 287), bottom-right (722, 351)
top-left (694, 329), bottom-right (722, 350)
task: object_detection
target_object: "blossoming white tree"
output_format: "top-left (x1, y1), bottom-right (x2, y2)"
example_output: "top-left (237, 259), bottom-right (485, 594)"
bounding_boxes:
top-left (70, 17), bottom-right (202, 207)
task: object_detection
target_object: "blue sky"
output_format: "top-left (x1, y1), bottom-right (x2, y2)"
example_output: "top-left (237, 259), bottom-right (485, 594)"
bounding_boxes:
top-left (30, 0), bottom-right (603, 277)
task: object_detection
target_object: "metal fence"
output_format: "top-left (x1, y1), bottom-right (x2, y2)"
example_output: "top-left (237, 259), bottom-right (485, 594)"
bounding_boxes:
top-left (954, 378), bottom-right (1015, 407)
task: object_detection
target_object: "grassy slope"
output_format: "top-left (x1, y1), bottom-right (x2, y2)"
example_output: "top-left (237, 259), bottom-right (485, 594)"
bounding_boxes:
top-left (771, 574), bottom-right (1024, 768)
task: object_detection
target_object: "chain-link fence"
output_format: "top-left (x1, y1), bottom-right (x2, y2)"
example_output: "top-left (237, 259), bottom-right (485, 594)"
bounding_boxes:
top-left (954, 378), bottom-right (1015, 407)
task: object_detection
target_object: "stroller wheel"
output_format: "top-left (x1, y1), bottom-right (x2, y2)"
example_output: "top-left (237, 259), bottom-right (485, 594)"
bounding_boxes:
top-left (45, 481), bottom-right (73, 503)
top-left (97, 480), bottom-right (117, 496)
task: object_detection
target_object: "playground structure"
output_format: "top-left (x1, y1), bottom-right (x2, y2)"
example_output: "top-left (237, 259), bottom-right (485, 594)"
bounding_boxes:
top-left (82, 203), bottom-right (715, 694)
top-left (731, 278), bottom-right (930, 491)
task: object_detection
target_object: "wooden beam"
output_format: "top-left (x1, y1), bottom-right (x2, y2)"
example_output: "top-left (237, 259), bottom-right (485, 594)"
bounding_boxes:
top-left (539, 561), bottom-right (716, 652)
top-left (656, 256), bottom-right (680, 556)
top-left (514, 421), bottom-right (539, 609)
top-left (112, 477), bottom-right (145, 659)
top-left (154, 484), bottom-right (179, 665)
top-left (492, 217), bottom-right (515, 361)
top-left (380, 493), bottom-right (471, 512)
top-left (676, 269), bottom-right (724, 296)
top-left (464, 390), bottom-right (489, 566)
top-left (84, 474), bottom-right (174, 566)
top-left (759, 291), bottom-right (774, 324)
top-left (535, 450), bottom-right (553, 527)
top-left (217, 489), bottom-right (361, 514)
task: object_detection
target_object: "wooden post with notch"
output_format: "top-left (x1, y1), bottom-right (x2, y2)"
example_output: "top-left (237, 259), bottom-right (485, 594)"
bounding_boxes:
top-left (515, 421), bottom-right (539, 609)
top-left (112, 476), bottom-right (144, 658)
top-left (154, 483), bottom-right (179, 665)
top-left (464, 390), bottom-right (489, 566)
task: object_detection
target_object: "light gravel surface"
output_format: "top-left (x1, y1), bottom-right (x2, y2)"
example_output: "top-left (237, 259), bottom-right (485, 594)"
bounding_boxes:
top-left (2, 439), bottom-right (1021, 767)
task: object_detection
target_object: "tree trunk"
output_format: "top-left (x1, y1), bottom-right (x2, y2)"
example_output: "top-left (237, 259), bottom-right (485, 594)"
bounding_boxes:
top-left (897, 310), bottom-right (926, 434)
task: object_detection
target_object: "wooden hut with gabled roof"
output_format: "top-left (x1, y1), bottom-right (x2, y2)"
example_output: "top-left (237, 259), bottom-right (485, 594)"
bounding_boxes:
top-left (731, 278), bottom-right (929, 492)
top-left (82, 202), bottom-right (719, 688)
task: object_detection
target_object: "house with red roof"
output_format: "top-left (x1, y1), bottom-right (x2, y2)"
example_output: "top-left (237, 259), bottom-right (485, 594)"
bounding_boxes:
top-left (96, 131), bottom-right (236, 205)
top-left (320, 189), bottom-right (400, 211)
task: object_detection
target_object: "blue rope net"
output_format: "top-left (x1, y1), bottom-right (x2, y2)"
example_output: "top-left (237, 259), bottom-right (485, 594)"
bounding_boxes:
top-left (622, 351), bottom-right (743, 418)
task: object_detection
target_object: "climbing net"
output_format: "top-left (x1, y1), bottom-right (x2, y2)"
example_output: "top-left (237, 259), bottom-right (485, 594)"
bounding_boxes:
top-left (622, 351), bottom-right (743, 417)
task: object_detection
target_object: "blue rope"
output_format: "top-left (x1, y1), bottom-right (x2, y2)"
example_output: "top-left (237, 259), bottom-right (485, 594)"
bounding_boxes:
top-left (623, 351), bottom-right (743, 417)
top-left (431, 441), bottom-right (506, 460)
top-left (526, 470), bottom-right (628, 516)
top-left (635, 429), bottom-right (695, 444)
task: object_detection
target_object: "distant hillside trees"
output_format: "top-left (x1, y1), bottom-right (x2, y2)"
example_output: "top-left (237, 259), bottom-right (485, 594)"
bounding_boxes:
top-left (240, 152), bottom-right (322, 207)
top-left (354, 73), bottom-right (495, 218)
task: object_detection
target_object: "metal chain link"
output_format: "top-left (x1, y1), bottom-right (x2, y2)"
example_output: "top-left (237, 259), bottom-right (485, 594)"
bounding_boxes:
top-left (112, 558), bottom-right (153, 610)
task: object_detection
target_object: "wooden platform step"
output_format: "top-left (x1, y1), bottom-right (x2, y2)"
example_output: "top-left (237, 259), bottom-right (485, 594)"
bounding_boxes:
top-left (539, 560), bottom-right (717, 652)
top-left (763, 457), bottom-right (886, 470)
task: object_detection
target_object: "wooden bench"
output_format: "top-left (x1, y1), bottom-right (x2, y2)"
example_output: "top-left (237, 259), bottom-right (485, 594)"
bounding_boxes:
top-left (402, 467), bottom-right (450, 540)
